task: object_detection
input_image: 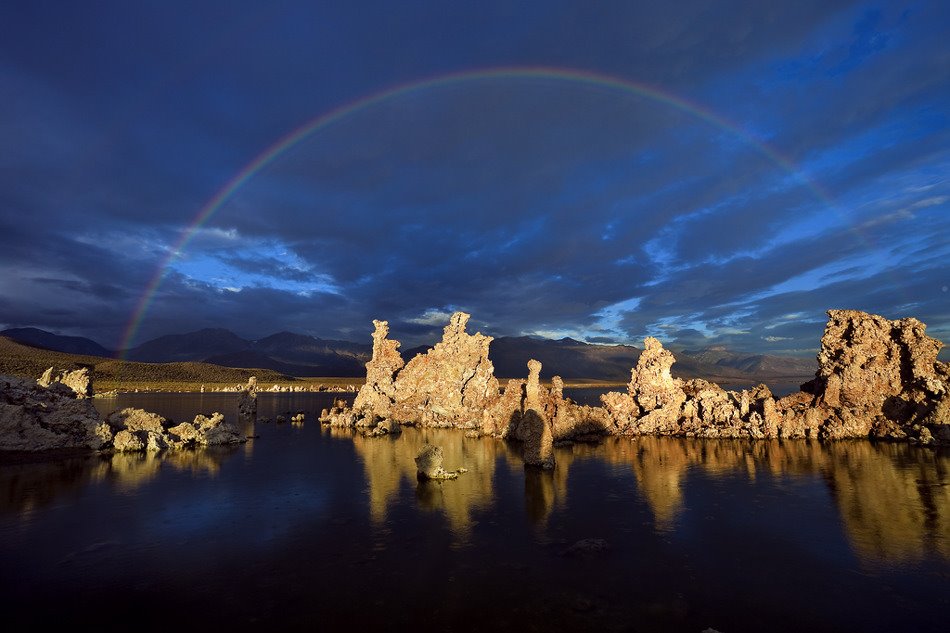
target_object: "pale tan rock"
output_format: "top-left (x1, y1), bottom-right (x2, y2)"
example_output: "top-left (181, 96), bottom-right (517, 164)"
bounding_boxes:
top-left (113, 429), bottom-right (145, 452)
top-left (525, 359), bottom-right (542, 412)
top-left (481, 379), bottom-right (524, 437)
top-left (37, 366), bottom-right (93, 398)
top-left (390, 312), bottom-right (499, 428)
top-left (0, 374), bottom-right (106, 451)
top-left (193, 412), bottom-right (244, 445)
top-left (352, 320), bottom-right (404, 419)
top-left (108, 408), bottom-right (167, 434)
top-left (414, 443), bottom-right (460, 480)
top-left (167, 421), bottom-right (200, 445)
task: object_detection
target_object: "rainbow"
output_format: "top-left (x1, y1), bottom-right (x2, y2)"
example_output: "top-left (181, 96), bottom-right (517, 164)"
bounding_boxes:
top-left (118, 66), bottom-right (839, 355)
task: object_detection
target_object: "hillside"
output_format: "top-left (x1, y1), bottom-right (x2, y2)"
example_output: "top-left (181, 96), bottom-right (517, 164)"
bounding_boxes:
top-left (0, 337), bottom-right (291, 389)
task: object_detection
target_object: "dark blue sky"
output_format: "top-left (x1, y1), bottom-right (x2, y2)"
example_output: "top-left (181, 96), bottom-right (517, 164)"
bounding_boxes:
top-left (1, 1), bottom-right (947, 355)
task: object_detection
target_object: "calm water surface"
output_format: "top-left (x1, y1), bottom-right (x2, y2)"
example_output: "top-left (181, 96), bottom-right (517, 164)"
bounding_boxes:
top-left (0, 392), bottom-right (947, 632)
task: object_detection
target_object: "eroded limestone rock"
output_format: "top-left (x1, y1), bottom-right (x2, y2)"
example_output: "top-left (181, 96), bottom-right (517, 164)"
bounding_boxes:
top-left (779, 310), bottom-right (948, 442)
top-left (0, 374), bottom-right (106, 451)
top-left (602, 337), bottom-right (686, 435)
top-left (38, 366), bottom-right (94, 398)
top-left (237, 376), bottom-right (258, 419)
top-left (414, 443), bottom-right (461, 480)
top-left (108, 408), bottom-right (244, 451)
top-left (352, 320), bottom-right (404, 420)
top-left (390, 312), bottom-right (499, 428)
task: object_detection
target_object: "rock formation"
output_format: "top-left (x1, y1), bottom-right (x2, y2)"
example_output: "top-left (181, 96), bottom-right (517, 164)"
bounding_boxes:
top-left (390, 312), bottom-right (499, 428)
top-left (106, 408), bottom-right (245, 451)
top-left (327, 312), bottom-right (500, 433)
top-left (0, 372), bottom-right (245, 452)
top-left (237, 376), bottom-right (258, 419)
top-left (780, 310), bottom-right (948, 443)
top-left (322, 309), bottom-right (949, 463)
top-left (599, 310), bottom-right (948, 444)
top-left (37, 366), bottom-right (94, 398)
top-left (0, 374), bottom-right (109, 451)
top-left (352, 319), bottom-right (405, 420)
top-left (414, 443), bottom-right (464, 480)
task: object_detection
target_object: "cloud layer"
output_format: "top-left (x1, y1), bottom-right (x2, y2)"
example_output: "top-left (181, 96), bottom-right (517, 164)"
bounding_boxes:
top-left (1, 1), bottom-right (947, 356)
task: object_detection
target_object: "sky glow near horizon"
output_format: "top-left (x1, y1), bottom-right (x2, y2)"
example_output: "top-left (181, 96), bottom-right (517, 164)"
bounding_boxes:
top-left (0, 1), bottom-right (947, 357)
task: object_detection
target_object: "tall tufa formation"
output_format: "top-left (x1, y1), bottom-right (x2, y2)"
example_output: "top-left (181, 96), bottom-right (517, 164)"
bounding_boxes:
top-left (391, 312), bottom-right (498, 428)
top-left (322, 309), bottom-right (948, 454)
top-left (780, 310), bottom-right (948, 443)
top-left (352, 320), bottom-right (405, 421)
top-left (237, 376), bottom-right (258, 419)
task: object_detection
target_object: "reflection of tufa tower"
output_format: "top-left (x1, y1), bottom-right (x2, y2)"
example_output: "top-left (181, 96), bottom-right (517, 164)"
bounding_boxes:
top-left (349, 428), bottom-right (518, 540)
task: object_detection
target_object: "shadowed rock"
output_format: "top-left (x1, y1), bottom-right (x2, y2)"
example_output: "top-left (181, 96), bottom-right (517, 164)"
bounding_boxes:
top-left (237, 376), bottom-right (258, 419)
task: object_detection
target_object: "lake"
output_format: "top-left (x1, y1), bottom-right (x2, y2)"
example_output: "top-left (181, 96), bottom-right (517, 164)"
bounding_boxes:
top-left (0, 392), bottom-right (947, 632)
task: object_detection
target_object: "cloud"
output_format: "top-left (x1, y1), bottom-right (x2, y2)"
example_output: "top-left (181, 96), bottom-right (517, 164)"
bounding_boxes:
top-left (0, 0), bottom-right (946, 357)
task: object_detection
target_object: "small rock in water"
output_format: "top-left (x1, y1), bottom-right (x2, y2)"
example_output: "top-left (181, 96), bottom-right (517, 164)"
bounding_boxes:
top-left (560, 538), bottom-right (610, 557)
top-left (414, 444), bottom-right (461, 480)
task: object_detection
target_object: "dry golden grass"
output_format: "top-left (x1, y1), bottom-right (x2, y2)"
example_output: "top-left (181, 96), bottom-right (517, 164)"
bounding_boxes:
top-left (0, 337), bottom-right (365, 392)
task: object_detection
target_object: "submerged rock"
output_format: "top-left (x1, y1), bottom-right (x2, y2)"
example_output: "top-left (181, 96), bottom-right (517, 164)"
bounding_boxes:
top-left (414, 443), bottom-right (461, 480)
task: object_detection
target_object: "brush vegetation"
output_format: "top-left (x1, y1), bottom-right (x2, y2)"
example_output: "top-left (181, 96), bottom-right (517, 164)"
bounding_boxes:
top-left (0, 337), bottom-right (363, 392)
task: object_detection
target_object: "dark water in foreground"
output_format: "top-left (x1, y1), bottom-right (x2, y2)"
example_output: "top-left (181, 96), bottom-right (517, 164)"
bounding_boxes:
top-left (1, 393), bottom-right (948, 632)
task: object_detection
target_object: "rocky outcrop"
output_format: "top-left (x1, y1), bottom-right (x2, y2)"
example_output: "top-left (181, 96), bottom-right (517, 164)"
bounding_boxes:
top-left (237, 376), bottom-right (258, 419)
top-left (107, 408), bottom-right (244, 451)
top-left (0, 373), bottom-right (245, 453)
top-left (0, 374), bottom-right (109, 451)
top-left (390, 312), bottom-right (499, 428)
top-left (414, 444), bottom-right (465, 480)
top-left (602, 337), bottom-right (687, 435)
top-left (38, 366), bottom-right (94, 398)
top-left (779, 310), bottom-right (948, 443)
top-left (599, 311), bottom-right (948, 444)
top-left (352, 320), bottom-right (405, 420)
top-left (325, 310), bottom-right (949, 464)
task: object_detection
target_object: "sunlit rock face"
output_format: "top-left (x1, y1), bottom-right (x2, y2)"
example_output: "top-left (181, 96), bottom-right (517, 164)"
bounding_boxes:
top-left (779, 310), bottom-right (948, 443)
top-left (107, 407), bottom-right (245, 452)
top-left (329, 309), bottom-right (947, 453)
top-left (602, 338), bottom-right (686, 435)
top-left (391, 312), bottom-right (498, 428)
top-left (37, 366), bottom-right (94, 399)
top-left (0, 374), bottom-right (106, 451)
top-left (353, 320), bottom-right (405, 420)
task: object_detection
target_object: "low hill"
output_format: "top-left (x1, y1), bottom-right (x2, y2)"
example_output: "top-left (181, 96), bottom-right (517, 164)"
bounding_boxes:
top-left (0, 336), bottom-right (290, 389)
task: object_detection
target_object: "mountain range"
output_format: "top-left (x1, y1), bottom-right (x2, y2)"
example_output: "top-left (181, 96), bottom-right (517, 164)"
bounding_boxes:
top-left (0, 326), bottom-right (816, 386)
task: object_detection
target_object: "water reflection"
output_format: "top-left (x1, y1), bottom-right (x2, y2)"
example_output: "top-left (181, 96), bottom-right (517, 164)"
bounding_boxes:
top-left (1, 445), bottom-right (240, 518)
top-left (344, 431), bottom-right (948, 563)
top-left (343, 427), bottom-right (521, 540)
top-left (584, 437), bottom-right (949, 563)
top-left (2, 420), bottom-right (946, 564)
